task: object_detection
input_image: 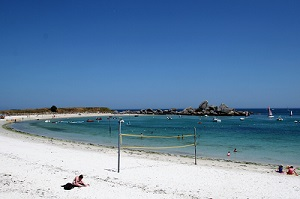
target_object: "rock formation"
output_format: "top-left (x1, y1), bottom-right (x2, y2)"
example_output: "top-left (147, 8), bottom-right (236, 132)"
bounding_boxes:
top-left (116, 100), bottom-right (250, 116)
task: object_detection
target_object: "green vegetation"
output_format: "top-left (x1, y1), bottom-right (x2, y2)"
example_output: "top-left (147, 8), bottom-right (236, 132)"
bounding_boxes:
top-left (50, 105), bottom-right (58, 112)
top-left (0, 107), bottom-right (112, 115)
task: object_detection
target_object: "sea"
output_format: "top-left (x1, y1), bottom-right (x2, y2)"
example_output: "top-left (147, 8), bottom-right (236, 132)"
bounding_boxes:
top-left (9, 108), bottom-right (300, 166)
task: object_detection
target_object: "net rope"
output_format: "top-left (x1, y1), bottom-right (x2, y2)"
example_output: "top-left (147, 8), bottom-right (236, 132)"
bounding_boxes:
top-left (121, 133), bottom-right (194, 139)
top-left (120, 133), bottom-right (196, 150)
top-left (121, 143), bottom-right (195, 149)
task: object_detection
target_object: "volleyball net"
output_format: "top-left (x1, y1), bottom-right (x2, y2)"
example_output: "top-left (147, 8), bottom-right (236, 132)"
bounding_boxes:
top-left (120, 133), bottom-right (196, 149)
top-left (117, 127), bottom-right (198, 172)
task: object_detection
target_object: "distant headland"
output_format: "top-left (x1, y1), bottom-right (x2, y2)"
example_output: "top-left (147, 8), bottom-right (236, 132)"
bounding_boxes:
top-left (0, 107), bottom-right (112, 116)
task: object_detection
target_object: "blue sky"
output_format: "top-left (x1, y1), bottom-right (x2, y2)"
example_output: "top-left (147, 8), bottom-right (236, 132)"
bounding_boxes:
top-left (1, 0), bottom-right (300, 110)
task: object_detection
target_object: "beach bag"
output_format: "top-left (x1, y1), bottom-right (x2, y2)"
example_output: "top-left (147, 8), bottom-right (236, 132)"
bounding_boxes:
top-left (61, 183), bottom-right (74, 190)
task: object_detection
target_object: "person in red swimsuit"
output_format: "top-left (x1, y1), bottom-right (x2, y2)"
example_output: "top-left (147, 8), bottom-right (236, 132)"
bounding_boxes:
top-left (287, 166), bottom-right (298, 176)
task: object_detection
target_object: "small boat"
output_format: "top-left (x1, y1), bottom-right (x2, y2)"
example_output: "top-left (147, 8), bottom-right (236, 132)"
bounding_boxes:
top-left (86, 119), bottom-right (94, 122)
top-left (213, 117), bottom-right (221, 122)
top-left (167, 116), bottom-right (172, 120)
top-left (268, 107), bottom-right (274, 118)
top-left (126, 121), bottom-right (131, 126)
top-left (70, 121), bottom-right (84, 124)
top-left (245, 111), bottom-right (249, 117)
top-left (294, 120), bottom-right (298, 123)
top-left (277, 116), bottom-right (283, 121)
top-left (240, 117), bottom-right (245, 121)
top-left (96, 117), bottom-right (102, 120)
top-left (45, 120), bottom-right (51, 123)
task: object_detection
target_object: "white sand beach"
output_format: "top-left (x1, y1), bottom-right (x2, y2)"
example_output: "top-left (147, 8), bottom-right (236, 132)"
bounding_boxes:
top-left (1, 114), bottom-right (299, 199)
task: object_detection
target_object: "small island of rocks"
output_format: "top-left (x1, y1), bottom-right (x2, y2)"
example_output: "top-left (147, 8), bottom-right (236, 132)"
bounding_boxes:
top-left (117, 100), bottom-right (250, 116)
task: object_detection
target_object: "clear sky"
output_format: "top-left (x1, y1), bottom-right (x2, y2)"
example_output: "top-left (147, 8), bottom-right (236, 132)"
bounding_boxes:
top-left (1, 0), bottom-right (300, 110)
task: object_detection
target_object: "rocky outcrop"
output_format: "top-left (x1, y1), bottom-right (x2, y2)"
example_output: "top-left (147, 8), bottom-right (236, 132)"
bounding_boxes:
top-left (198, 100), bottom-right (209, 111)
top-left (181, 107), bottom-right (194, 115)
top-left (116, 100), bottom-right (250, 116)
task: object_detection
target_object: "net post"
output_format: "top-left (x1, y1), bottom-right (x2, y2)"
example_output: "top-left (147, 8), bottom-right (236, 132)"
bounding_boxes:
top-left (108, 116), bottom-right (112, 135)
top-left (194, 127), bottom-right (197, 165)
top-left (118, 119), bottom-right (124, 173)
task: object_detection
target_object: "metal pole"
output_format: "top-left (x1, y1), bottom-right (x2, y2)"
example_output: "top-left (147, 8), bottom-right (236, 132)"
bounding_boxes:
top-left (194, 127), bottom-right (197, 165)
top-left (118, 119), bottom-right (124, 173)
top-left (108, 116), bottom-right (112, 135)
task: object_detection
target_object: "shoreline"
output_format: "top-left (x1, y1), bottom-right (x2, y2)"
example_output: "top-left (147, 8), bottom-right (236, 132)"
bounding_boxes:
top-left (2, 122), bottom-right (278, 170)
top-left (3, 115), bottom-right (280, 169)
top-left (1, 114), bottom-right (300, 198)
top-left (2, 113), bottom-right (299, 169)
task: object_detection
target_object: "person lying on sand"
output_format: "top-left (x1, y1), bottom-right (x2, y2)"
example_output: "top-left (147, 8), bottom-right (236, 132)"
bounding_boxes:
top-left (72, 175), bottom-right (90, 187)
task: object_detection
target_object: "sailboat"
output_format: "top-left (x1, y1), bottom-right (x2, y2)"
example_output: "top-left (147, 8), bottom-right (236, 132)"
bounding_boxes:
top-left (268, 107), bottom-right (274, 118)
top-left (290, 110), bottom-right (293, 116)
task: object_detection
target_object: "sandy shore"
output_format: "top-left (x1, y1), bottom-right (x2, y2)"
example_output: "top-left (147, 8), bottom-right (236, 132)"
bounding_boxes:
top-left (1, 114), bottom-right (299, 198)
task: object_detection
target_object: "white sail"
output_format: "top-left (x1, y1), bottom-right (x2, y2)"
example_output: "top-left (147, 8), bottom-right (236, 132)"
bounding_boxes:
top-left (268, 107), bottom-right (274, 118)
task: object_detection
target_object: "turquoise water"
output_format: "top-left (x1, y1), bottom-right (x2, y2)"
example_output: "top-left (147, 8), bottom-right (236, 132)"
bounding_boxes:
top-left (10, 109), bottom-right (300, 166)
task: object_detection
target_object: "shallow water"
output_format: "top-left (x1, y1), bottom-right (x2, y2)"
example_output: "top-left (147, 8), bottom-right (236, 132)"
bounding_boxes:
top-left (10, 108), bottom-right (300, 166)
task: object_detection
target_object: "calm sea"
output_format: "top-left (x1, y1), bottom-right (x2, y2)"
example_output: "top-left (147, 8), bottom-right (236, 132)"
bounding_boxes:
top-left (10, 108), bottom-right (300, 166)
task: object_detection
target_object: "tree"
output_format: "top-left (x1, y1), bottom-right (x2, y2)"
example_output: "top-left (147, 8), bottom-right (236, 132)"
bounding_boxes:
top-left (50, 105), bottom-right (58, 112)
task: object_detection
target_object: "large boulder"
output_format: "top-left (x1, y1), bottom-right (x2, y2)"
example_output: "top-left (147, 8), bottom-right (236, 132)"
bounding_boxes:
top-left (198, 100), bottom-right (209, 110)
top-left (156, 109), bottom-right (163, 114)
top-left (170, 108), bottom-right (177, 114)
top-left (146, 108), bottom-right (154, 114)
top-left (218, 103), bottom-right (234, 114)
top-left (182, 106), bottom-right (195, 115)
top-left (207, 106), bottom-right (217, 112)
top-left (163, 109), bottom-right (171, 114)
